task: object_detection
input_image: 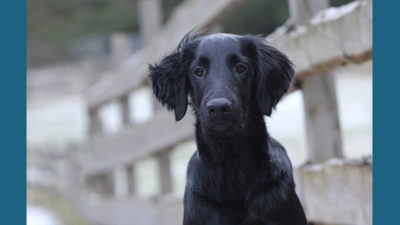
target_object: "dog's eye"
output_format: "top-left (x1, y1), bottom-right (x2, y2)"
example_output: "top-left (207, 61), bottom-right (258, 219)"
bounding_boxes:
top-left (194, 67), bottom-right (205, 77)
top-left (234, 64), bottom-right (247, 74)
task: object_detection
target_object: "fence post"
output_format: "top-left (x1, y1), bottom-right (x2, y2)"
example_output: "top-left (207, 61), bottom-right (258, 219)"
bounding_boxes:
top-left (157, 148), bottom-right (173, 195)
top-left (152, 95), bottom-right (162, 113)
top-left (110, 33), bottom-right (134, 65)
top-left (88, 107), bottom-right (102, 137)
top-left (126, 164), bottom-right (136, 195)
top-left (288, 0), bottom-right (343, 163)
top-left (113, 165), bottom-right (135, 197)
top-left (138, 0), bottom-right (162, 44)
top-left (120, 95), bottom-right (131, 125)
top-left (88, 173), bottom-right (114, 196)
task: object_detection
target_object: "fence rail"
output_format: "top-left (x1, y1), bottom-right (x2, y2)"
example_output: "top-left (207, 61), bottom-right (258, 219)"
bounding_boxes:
top-left (270, 0), bottom-right (372, 84)
top-left (84, 112), bottom-right (195, 175)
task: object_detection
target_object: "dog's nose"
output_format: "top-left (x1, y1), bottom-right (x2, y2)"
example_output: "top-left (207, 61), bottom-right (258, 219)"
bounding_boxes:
top-left (206, 98), bottom-right (232, 117)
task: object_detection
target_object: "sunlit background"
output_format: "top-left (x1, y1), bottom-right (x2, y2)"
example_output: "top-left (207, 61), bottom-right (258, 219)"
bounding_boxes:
top-left (27, 0), bottom-right (371, 224)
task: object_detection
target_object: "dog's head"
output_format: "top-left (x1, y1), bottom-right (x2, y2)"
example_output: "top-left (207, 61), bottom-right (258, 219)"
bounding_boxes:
top-left (149, 33), bottom-right (294, 137)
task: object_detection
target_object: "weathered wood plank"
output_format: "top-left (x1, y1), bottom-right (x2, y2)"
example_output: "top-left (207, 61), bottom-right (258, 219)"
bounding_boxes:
top-left (155, 194), bottom-right (184, 225)
top-left (87, 173), bottom-right (114, 196)
top-left (157, 149), bottom-right (173, 194)
top-left (138, 0), bottom-right (163, 43)
top-left (295, 158), bottom-right (372, 225)
top-left (126, 164), bottom-right (136, 195)
top-left (288, 0), bottom-right (343, 163)
top-left (83, 110), bottom-right (195, 175)
top-left (86, 0), bottom-right (244, 109)
top-left (79, 159), bottom-right (371, 225)
top-left (268, 0), bottom-right (372, 82)
top-left (88, 108), bottom-right (102, 137)
top-left (119, 95), bottom-right (131, 125)
top-left (302, 73), bottom-right (343, 162)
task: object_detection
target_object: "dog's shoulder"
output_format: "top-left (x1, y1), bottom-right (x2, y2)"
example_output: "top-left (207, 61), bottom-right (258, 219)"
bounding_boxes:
top-left (186, 151), bottom-right (200, 172)
top-left (185, 151), bottom-right (202, 185)
top-left (267, 137), bottom-right (294, 183)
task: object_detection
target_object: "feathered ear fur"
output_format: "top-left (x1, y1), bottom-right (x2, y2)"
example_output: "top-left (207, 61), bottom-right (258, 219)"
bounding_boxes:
top-left (148, 33), bottom-right (198, 121)
top-left (149, 51), bottom-right (188, 121)
top-left (253, 37), bottom-right (295, 116)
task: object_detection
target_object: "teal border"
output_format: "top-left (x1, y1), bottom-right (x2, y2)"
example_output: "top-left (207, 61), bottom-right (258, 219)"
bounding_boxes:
top-left (0, 0), bottom-right (26, 223)
top-left (373, 0), bottom-right (400, 224)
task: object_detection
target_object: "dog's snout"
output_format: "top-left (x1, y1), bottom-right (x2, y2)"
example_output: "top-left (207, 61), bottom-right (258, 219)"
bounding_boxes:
top-left (206, 98), bottom-right (232, 117)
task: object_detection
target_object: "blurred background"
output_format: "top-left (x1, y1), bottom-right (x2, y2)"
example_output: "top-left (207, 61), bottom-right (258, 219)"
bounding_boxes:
top-left (27, 0), bottom-right (372, 224)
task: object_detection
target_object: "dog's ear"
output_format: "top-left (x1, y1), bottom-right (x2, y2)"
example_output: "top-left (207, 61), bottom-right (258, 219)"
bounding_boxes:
top-left (253, 37), bottom-right (294, 116)
top-left (149, 50), bottom-right (188, 121)
top-left (149, 32), bottom-right (200, 121)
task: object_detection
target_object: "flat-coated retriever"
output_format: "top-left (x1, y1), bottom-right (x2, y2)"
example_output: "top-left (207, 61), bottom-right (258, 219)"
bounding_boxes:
top-left (149, 33), bottom-right (307, 225)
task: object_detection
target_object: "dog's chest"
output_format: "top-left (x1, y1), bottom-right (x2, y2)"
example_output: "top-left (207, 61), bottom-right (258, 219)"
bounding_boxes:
top-left (200, 158), bottom-right (262, 202)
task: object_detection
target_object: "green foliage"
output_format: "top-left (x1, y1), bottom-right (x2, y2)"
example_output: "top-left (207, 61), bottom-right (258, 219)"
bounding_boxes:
top-left (221, 0), bottom-right (289, 35)
top-left (28, 0), bottom-right (355, 48)
top-left (28, 0), bottom-right (139, 46)
top-left (161, 0), bottom-right (184, 23)
top-left (331, 0), bottom-right (354, 7)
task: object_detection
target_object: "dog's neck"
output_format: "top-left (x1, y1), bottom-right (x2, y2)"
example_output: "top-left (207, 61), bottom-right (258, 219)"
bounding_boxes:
top-left (195, 109), bottom-right (269, 165)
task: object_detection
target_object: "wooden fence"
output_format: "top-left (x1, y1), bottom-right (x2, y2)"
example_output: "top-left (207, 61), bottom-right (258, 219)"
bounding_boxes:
top-left (77, 0), bottom-right (372, 224)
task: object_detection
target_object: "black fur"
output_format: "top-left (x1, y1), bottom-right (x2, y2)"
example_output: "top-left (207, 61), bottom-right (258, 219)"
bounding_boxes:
top-left (149, 33), bottom-right (306, 225)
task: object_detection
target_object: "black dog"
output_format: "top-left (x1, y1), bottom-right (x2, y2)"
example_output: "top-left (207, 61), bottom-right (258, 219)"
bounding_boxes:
top-left (149, 33), bottom-right (307, 225)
